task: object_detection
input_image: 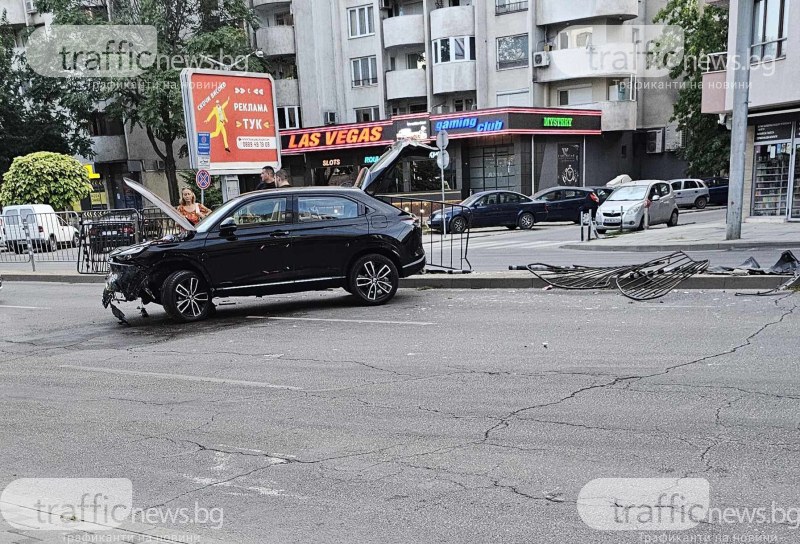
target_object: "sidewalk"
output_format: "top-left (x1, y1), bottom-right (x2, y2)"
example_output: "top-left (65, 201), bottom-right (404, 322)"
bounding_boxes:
top-left (561, 220), bottom-right (800, 252)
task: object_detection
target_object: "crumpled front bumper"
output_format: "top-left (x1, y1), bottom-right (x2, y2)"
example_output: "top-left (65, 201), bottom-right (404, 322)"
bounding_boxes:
top-left (102, 262), bottom-right (150, 308)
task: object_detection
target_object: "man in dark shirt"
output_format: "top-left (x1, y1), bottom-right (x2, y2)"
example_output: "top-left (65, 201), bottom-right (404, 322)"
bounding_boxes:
top-left (256, 166), bottom-right (276, 190)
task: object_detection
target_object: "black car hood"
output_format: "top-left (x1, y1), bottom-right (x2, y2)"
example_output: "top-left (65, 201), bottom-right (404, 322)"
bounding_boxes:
top-left (124, 178), bottom-right (196, 232)
top-left (355, 140), bottom-right (438, 195)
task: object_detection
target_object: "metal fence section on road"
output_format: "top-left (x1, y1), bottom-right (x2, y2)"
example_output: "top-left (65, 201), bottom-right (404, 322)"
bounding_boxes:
top-left (380, 196), bottom-right (472, 273)
top-left (1, 211), bottom-right (83, 270)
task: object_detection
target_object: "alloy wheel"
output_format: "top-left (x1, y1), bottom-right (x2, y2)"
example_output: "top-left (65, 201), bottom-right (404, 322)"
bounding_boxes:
top-left (355, 260), bottom-right (393, 302)
top-left (174, 276), bottom-right (210, 318)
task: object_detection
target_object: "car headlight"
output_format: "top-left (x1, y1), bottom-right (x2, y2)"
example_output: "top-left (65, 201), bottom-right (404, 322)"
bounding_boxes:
top-left (624, 204), bottom-right (643, 217)
top-left (113, 246), bottom-right (147, 261)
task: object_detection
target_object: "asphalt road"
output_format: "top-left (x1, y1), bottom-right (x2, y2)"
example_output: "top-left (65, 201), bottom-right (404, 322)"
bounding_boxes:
top-left (1, 282), bottom-right (799, 543)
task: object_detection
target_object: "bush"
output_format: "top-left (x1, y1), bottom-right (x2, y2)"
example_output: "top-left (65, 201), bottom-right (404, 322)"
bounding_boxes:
top-left (0, 152), bottom-right (92, 210)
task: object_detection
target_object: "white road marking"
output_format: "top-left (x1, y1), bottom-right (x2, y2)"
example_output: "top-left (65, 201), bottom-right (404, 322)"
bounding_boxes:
top-left (0, 305), bottom-right (50, 310)
top-left (60, 365), bottom-right (303, 390)
top-left (247, 316), bottom-right (435, 326)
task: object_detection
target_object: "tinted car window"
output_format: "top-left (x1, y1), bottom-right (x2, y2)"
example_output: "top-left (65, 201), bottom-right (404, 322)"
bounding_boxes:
top-left (503, 193), bottom-right (521, 204)
top-left (542, 191), bottom-right (563, 202)
top-left (232, 198), bottom-right (287, 226)
top-left (564, 190), bottom-right (581, 198)
top-left (485, 194), bottom-right (499, 206)
top-left (658, 184), bottom-right (671, 197)
top-left (671, 181), bottom-right (682, 191)
top-left (684, 180), bottom-right (698, 189)
top-left (298, 196), bottom-right (359, 222)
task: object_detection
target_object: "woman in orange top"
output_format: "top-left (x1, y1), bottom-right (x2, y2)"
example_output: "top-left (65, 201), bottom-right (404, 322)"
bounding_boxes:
top-left (176, 187), bottom-right (212, 225)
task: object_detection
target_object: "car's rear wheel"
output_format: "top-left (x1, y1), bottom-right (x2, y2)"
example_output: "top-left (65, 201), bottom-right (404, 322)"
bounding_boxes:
top-left (161, 270), bottom-right (213, 322)
top-left (449, 215), bottom-right (468, 234)
top-left (518, 212), bottom-right (535, 230)
top-left (667, 210), bottom-right (679, 227)
top-left (12, 242), bottom-right (24, 254)
top-left (348, 254), bottom-right (398, 306)
top-left (47, 236), bottom-right (57, 252)
top-left (72, 233), bottom-right (80, 248)
top-left (695, 196), bottom-right (708, 209)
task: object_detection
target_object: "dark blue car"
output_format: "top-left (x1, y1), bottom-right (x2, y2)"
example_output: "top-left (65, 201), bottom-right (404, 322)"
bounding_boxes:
top-left (530, 186), bottom-right (614, 222)
top-left (428, 190), bottom-right (548, 233)
top-left (702, 177), bottom-right (729, 206)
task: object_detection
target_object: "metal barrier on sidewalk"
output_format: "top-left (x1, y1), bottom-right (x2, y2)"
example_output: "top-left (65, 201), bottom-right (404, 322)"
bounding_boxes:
top-left (1, 210), bottom-right (83, 270)
top-left (379, 196), bottom-right (472, 273)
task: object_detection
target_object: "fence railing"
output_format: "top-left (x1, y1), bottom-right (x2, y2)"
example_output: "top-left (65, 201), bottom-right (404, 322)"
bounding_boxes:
top-left (1, 208), bottom-right (181, 274)
top-left (379, 196), bottom-right (472, 273)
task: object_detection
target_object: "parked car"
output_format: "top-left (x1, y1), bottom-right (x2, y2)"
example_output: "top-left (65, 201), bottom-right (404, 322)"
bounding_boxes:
top-left (669, 179), bottom-right (710, 209)
top-left (428, 190), bottom-right (548, 233)
top-left (596, 180), bottom-right (679, 233)
top-left (530, 186), bottom-right (614, 222)
top-left (104, 175), bottom-right (426, 322)
top-left (1, 204), bottom-right (79, 253)
top-left (702, 177), bottom-right (729, 206)
top-left (85, 211), bottom-right (139, 254)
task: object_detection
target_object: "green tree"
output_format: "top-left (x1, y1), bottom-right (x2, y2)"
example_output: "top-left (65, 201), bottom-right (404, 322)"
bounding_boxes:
top-left (1, 152), bottom-right (92, 209)
top-left (655, 0), bottom-right (730, 176)
top-left (38, 0), bottom-right (260, 205)
top-left (0, 17), bottom-right (94, 177)
top-left (179, 170), bottom-right (223, 209)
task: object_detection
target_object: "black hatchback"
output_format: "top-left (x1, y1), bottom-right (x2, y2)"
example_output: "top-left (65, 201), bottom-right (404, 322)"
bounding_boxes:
top-left (103, 180), bottom-right (426, 322)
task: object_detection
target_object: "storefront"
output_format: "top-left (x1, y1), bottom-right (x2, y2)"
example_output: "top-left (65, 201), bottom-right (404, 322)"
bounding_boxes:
top-left (748, 114), bottom-right (800, 221)
top-left (280, 107), bottom-right (602, 198)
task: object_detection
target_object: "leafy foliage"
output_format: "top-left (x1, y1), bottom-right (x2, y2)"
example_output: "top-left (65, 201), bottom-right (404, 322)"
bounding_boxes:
top-left (179, 170), bottom-right (223, 209)
top-left (1, 152), bottom-right (92, 209)
top-left (655, 0), bottom-right (730, 176)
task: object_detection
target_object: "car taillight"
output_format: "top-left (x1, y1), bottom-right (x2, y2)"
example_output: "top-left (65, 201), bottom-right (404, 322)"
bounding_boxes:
top-left (123, 226), bottom-right (135, 235)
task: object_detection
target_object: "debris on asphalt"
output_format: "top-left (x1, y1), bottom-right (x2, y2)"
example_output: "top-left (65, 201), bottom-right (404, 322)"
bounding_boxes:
top-left (707, 250), bottom-right (799, 276)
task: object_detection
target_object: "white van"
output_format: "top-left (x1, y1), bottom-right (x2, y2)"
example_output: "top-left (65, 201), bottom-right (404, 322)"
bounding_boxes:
top-left (1, 204), bottom-right (79, 253)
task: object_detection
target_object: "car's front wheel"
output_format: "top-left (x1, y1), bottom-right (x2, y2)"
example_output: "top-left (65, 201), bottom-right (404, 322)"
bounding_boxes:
top-left (449, 215), bottom-right (468, 234)
top-left (348, 254), bottom-right (399, 306)
top-left (667, 210), bottom-right (679, 227)
top-left (161, 270), bottom-right (213, 322)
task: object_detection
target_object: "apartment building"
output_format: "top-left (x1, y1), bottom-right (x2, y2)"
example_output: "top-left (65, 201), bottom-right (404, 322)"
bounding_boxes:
top-left (257, 0), bottom-right (687, 198)
top-left (703, 0), bottom-right (799, 221)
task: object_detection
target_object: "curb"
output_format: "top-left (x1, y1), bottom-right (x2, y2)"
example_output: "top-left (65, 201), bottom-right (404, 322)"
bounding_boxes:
top-left (560, 241), bottom-right (800, 252)
top-left (2, 272), bottom-right (792, 290)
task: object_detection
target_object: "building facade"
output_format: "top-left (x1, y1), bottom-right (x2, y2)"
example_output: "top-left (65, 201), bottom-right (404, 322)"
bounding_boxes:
top-left (703, 0), bottom-right (799, 221)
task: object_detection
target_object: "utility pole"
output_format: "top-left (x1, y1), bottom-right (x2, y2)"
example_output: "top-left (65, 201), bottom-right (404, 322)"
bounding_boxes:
top-left (726, 0), bottom-right (754, 240)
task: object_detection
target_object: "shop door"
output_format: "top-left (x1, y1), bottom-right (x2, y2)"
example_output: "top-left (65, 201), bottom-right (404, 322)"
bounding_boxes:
top-left (752, 143), bottom-right (791, 217)
top-left (791, 143), bottom-right (800, 221)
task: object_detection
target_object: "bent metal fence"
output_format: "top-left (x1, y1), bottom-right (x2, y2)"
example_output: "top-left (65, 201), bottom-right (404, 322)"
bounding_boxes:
top-left (379, 196), bottom-right (472, 273)
top-left (0, 208), bottom-right (181, 274)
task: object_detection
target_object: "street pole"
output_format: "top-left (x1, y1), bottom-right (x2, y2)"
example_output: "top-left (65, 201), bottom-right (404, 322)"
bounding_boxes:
top-left (726, 0), bottom-right (754, 240)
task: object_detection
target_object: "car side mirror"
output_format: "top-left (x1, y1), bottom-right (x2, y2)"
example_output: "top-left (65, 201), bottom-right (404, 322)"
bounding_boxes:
top-left (219, 217), bottom-right (237, 235)
top-left (651, 194), bottom-right (661, 202)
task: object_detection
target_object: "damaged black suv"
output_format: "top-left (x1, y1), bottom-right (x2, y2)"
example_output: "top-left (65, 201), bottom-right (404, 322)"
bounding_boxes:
top-left (103, 150), bottom-right (427, 322)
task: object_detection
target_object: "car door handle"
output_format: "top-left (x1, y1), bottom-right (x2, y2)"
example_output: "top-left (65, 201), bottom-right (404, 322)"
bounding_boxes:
top-left (269, 230), bottom-right (290, 237)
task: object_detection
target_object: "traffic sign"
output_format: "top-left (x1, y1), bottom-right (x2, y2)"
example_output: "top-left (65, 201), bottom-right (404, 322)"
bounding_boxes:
top-left (436, 130), bottom-right (449, 150)
top-left (196, 169), bottom-right (212, 190)
top-left (436, 150), bottom-right (450, 170)
top-left (197, 132), bottom-right (211, 156)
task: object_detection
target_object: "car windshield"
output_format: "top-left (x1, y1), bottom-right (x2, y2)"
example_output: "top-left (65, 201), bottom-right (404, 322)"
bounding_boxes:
top-left (196, 198), bottom-right (242, 233)
top-left (607, 186), bottom-right (648, 201)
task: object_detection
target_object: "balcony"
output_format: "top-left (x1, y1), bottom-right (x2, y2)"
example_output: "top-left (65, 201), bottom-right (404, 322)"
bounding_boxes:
top-left (535, 42), bottom-right (637, 83)
top-left (386, 69), bottom-right (427, 100)
top-left (430, 5), bottom-right (475, 41)
top-left (383, 14), bottom-right (425, 48)
top-left (91, 136), bottom-right (128, 163)
top-left (274, 78), bottom-right (299, 106)
top-left (252, 0), bottom-right (290, 6)
top-left (433, 61), bottom-right (476, 95)
top-left (536, 0), bottom-right (639, 26)
top-left (570, 100), bottom-right (637, 132)
top-left (255, 26), bottom-right (296, 57)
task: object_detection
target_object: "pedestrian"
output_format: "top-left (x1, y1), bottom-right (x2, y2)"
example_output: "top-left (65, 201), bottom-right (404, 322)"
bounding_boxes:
top-left (276, 170), bottom-right (292, 188)
top-left (579, 190), bottom-right (600, 221)
top-left (176, 187), bottom-right (212, 225)
top-left (256, 166), bottom-right (276, 190)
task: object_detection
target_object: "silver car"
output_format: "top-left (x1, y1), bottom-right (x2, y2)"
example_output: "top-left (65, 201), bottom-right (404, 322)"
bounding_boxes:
top-left (669, 179), bottom-right (710, 209)
top-left (596, 180), bottom-right (679, 233)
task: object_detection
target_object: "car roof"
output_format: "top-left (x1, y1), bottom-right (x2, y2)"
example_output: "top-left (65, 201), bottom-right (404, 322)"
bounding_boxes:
top-left (625, 180), bottom-right (666, 186)
top-left (471, 189), bottom-right (529, 197)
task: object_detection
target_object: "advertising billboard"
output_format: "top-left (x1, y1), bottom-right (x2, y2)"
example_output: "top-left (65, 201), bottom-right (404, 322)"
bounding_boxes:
top-left (181, 69), bottom-right (281, 175)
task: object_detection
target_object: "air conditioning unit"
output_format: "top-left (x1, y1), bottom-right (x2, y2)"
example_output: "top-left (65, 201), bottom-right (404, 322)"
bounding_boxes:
top-left (324, 111), bottom-right (337, 125)
top-left (25, 0), bottom-right (36, 12)
top-left (532, 52), bottom-right (550, 68)
top-left (646, 129), bottom-right (664, 154)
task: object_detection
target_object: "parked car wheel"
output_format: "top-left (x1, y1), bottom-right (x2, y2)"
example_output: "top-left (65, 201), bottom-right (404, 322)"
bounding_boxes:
top-left (694, 196), bottom-right (708, 209)
top-left (449, 215), bottom-right (468, 234)
top-left (72, 233), bottom-right (80, 248)
top-left (47, 236), bottom-right (57, 252)
top-left (506, 225), bottom-right (518, 230)
top-left (518, 212), bottom-right (535, 230)
top-left (161, 270), bottom-right (213, 322)
top-left (596, 228), bottom-right (607, 235)
top-left (348, 254), bottom-right (399, 306)
top-left (12, 242), bottom-right (24, 254)
top-left (667, 210), bottom-right (679, 227)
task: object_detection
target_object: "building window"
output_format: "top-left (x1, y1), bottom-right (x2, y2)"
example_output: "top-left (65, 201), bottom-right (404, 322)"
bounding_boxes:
top-left (558, 86), bottom-right (592, 106)
top-left (497, 89), bottom-right (529, 106)
top-left (348, 5), bottom-right (375, 38)
top-left (277, 106), bottom-right (302, 130)
top-left (409, 103), bottom-right (427, 113)
top-left (351, 56), bottom-right (378, 87)
top-left (274, 11), bottom-right (293, 26)
top-left (495, 0), bottom-right (528, 15)
top-left (355, 106), bottom-right (380, 123)
top-left (752, 0), bottom-right (788, 61)
top-left (407, 52), bottom-right (426, 70)
top-left (454, 98), bottom-right (475, 111)
top-left (89, 112), bottom-right (125, 136)
top-left (469, 141), bottom-right (516, 192)
top-left (432, 36), bottom-right (475, 64)
top-left (497, 34), bottom-right (529, 69)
